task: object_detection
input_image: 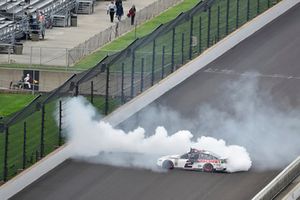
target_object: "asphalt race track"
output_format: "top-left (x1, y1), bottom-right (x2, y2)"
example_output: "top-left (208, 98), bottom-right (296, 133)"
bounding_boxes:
top-left (11, 3), bottom-right (300, 200)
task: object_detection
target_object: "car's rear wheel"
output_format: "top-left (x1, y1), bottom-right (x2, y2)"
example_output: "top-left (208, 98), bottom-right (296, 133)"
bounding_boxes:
top-left (162, 160), bottom-right (174, 170)
top-left (203, 163), bottom-right (214, 172)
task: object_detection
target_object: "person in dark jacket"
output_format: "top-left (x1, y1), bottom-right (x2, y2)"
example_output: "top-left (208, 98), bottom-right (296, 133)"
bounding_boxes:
top-left (127, 5), bottom-right (136, 25)
top-left (107, 1), bottom-right (116, 23)
top-left (115, 0), bottom-right (123, 21)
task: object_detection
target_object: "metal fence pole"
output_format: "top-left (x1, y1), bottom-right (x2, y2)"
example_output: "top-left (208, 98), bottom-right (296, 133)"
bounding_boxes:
top-left (217, 6), bottom-right (220, 41)
top-left (40, 104), bottom-right (45, 158)
top-left (140, 58), bottom-right (144, 93)
top-left (198, 16), bottom-right (202, 54)
top-left (130, 51), bottom-right (135, 98)
top-left (268, 0), bottom-right (270, 8)
top-left (189, 16), bottom-right (193, 60)
top-left (90, 81), bottom-right (94, 104)
top-left (74, 85), bottom-right (79, 96)
top-left (181, 33), bottom-right (184, 64)
top-left (3, 126), bottom-right (9, 182)
top-left (257, 0), bottom-right (260, 14)
top-left (226, 0), bottom-right (230, 35)
top-left (121, 63), bottom-right (125, 103)
top-left (58, 100), bottom-right (62, 146)
top-left (105, 66), bottom-right (109, 115)
top-left (161, 46), bottom-right (165, 79)
top-left (207, 6), bottom-right (211, 48)
top-left (247, 0), bottom-right (250, 21)
top-left (236, 0), bottom-right (240, 29)
top-left (151, 40), bottom-right (156, 86)
top-left (23, 121), bottom-right (27, 169)
top-left (171, 28), bottom-right (175, 72)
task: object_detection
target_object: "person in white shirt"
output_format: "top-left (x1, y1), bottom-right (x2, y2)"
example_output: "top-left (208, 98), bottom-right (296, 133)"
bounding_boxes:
top-left (24, 74), bottom-right (31, 89)
top-left (107, 1), bottom-right (116, 23)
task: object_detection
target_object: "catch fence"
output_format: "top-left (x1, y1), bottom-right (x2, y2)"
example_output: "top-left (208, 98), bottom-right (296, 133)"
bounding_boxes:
top-left (0, 0), bottom-right (280, 182)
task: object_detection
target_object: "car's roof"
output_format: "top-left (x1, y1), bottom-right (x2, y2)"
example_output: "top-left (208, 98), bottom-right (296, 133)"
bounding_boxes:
top-left (189, 148), bottom-right (221, 158)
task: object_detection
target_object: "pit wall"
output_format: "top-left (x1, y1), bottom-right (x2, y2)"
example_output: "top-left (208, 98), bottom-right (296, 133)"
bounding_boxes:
top-left (0, 0), bottom-right (299, 199)
top-left (252, 157), bottom-right (300, 200)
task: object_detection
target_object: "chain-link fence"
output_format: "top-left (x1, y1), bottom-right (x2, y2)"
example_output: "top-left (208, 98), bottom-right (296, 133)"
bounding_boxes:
top-left (0, 0), bottom-right (280, 182)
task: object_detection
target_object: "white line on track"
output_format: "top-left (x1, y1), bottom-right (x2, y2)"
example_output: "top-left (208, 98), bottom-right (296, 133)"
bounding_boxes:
top-left (203, 68), bottom-right (300, 80)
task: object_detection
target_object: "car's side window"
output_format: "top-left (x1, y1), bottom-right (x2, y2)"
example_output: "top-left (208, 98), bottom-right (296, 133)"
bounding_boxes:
top-left (190, 153), bottom-right (199, 160)
top-left (198, 153), bottom-right (206, 159)
top-left (208, 155), bottom-right (217, 160)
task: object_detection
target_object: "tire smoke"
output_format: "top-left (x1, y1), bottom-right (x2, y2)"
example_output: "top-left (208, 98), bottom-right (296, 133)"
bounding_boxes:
top-left (63, 96), bottom-right (251, 172)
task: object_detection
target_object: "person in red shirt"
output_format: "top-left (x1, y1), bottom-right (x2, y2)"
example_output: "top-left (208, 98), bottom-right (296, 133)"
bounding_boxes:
top-left (127, 5), bottom-right (136, 25)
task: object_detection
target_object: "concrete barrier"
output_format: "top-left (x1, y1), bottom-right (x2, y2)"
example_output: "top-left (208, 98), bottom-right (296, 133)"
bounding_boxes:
top-left (282, 181), bottom-right (300, 200)
top-left (1, 0), bottom-right (299, 199)
top-left (252, 157), bottom-right (300, 200)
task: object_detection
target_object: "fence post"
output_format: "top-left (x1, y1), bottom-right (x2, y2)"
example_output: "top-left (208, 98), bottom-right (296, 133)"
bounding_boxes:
top-left (217, 6), bottom-right (220, 41)
top-left (105, 65), bottom-right (109, 115)
top-left (207, 6), bottom-right (211, 48)
top-left (161, 46), bottom-right (165, 79)
top-left (257, 0), bottom-right (260, 14)
top-left (151, 40), bottom-right (156, 86)
top-left (90, 81), bottom-right (94, 104)
top-left (236, 0), bottom-right (240, 29)
top-left (247, 0), bottom-right (250, 21)
top-left (140, 58), bottom-right (144, 93)
top-left (40, 104), bottom-right (45, 158)
top-left (226, 0), bottom-right (230, 35)
top-left (74, 85), bottom-right (79, 96)
top-left (58, 100), bottom-right (62, 146)
top-left (189, 16), bottom-right (193, 60)
top-left (23, 121), bottom-right (27, 169)
top-left (121, 63), bottom-right (125, 103)
top-left (267, 0), bottom-right (270, 8)
top-left (3, 126), bottom-right (9, 182)
top-left (198, 16), bottom-right (202, 54)
top-left (130, 50), bottom-right (135, 98)
top-left (171, 28), bottom-right (175, 72)
top-left (181, 33), bottom-right (184, 64)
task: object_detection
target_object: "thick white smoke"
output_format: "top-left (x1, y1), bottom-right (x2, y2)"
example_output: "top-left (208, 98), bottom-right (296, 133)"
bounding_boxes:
top-left (63, 96), bottom-right (251, 172)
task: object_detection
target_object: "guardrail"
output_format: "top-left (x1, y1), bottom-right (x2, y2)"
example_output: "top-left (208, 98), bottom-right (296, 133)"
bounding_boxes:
top-left (252, 156), bottom-right (300, 200)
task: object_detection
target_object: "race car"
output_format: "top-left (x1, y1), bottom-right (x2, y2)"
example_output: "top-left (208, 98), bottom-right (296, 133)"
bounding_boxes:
top-left (157, 148), bottom-right (227, 172)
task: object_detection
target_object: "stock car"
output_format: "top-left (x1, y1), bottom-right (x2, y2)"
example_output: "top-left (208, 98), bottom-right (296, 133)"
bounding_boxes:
top-left (157, 148), bottom-right (227, 172)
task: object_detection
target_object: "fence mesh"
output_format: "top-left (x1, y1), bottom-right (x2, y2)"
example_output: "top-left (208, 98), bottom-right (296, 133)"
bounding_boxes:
top-left (0, 0), bottom-right (279, 182)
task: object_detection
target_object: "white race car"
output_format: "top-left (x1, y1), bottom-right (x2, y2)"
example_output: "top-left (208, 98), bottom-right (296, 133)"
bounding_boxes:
top-left (157, 148), bottom-right (227, 172)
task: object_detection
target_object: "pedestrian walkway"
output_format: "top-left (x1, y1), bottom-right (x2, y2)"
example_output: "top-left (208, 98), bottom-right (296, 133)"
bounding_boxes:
top-left (0, 0), bottom-right (181, 68)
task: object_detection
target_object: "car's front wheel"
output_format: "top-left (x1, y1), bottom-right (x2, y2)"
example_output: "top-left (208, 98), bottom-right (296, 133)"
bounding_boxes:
top-left (203, 163), bottom-right (214, 172)
top-left (162, 160), bottom-right (174, 170)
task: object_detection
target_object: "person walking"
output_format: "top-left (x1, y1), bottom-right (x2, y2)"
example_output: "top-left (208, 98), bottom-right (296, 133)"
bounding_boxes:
top-left (115, 0), bottom-right (124, 21)
top-left (127, 5), bottom-right (136, 25)
top-left (107, 1), bottom-right (116, 23)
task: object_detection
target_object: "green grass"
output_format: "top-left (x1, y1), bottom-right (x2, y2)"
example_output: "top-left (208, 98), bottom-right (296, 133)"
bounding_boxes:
top-left (0, 94), bottom-right (37, 117)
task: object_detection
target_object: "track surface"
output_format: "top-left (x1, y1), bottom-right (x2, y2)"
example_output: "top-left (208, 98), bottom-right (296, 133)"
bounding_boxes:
top-left (11, 3), bottom-right (300, 200)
